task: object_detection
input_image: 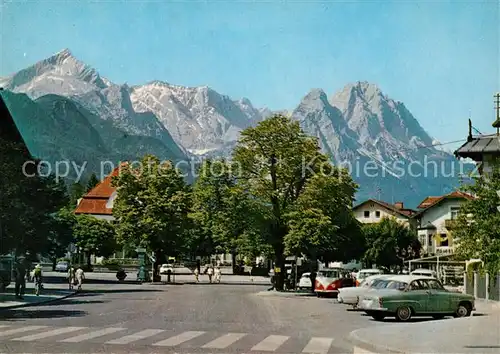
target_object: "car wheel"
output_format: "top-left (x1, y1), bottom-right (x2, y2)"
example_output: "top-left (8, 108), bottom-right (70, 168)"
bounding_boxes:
top-left (454, 303), bottom-right (472, 318)
top-left (395, 306), bottom-right (412, 322)
top-left (432, 315), bottom-right (445, 320)
top-left (371, 313), bottom-right (386, 321)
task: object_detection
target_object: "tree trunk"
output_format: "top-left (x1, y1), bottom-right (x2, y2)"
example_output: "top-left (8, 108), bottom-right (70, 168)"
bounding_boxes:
top-left (52, 257), bottom-right (57, 271)
top-left (86, 252), bottom-right (91, 268)
top-left (231, 250), bottom-right (237, 274)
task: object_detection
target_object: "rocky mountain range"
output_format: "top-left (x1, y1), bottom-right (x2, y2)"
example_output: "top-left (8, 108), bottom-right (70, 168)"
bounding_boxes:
top-left (0, 49), bottom-right (468, 207)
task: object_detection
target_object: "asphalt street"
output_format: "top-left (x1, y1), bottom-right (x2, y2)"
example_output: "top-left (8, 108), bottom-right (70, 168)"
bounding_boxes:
top-left (0, 281), bottom-right (388, 354)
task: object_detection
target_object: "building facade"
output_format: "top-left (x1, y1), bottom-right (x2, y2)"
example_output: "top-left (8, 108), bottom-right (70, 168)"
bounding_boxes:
top-left (413, 191), bottom-right (473, 257)
top-left (353, 199), bottom-right (416, 228)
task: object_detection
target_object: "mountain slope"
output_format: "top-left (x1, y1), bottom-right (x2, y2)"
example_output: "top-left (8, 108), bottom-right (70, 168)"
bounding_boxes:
top-left (0, 49), bottom-right (466, 207)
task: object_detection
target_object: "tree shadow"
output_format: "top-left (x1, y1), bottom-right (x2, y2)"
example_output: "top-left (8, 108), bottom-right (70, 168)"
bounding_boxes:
top-left (0, 309), bottom-right (86, 321)
top-left (464, 345), bottom-right (500, 349)
top-left (33, 299), bottom-right (107, 306)
top-left (37, 276), bottom-right (142, 285)
top-left (77, 288), bottom-right (162, 295)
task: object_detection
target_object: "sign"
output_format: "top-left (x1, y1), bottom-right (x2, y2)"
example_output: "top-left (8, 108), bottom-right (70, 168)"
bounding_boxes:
top-left (274, 267), bottom-right (281, 273)
top-left (296, 258), bottom-right (302, 266)
top-left (168, 257), bottom-right (175, 261)
top-left (135, 248), bottom-right (146, 253)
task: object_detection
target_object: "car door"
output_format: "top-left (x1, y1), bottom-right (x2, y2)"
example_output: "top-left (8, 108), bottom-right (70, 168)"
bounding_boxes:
top-left (424, 279), bottom-right (449, 313)
top-left (407, 280), bottom-right (431, 313)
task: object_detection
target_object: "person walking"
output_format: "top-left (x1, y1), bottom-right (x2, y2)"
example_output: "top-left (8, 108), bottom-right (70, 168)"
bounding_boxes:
top-left (67, 265), bottom-right (75, 290)
top-left (207, 265), bottom-right (214, 283)
top-left (33, 264), bottom-right (43, 296)
top-left (75, 265), bottom-right (85, 291)
top-left (193, 268), bottom-right (199, 282)
top-left (214, 266), bottom-right (221, 283)
top-left (14, 260), bottom-right (26, 300)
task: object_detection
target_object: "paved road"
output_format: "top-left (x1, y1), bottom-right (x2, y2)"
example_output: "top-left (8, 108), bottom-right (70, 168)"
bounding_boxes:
top-left (0, 282), bottom-right (386, 353)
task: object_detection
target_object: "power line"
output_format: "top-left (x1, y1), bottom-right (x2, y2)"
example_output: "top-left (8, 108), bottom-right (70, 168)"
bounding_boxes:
top-left (415, 138), bottom-right (467, 150)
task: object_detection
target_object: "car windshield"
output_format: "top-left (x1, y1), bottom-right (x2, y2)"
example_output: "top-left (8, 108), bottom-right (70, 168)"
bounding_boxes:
top-left (318, 270), bottom-right (339, 278)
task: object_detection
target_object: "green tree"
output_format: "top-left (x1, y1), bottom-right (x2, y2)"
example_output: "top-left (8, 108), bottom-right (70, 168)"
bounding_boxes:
top-left (86, 173), bottom-right (100, 192)
top-left (232, 115), bottom-right (359, 289)
top-left (112, 155), bottom-right (192, 280)
top-left (69, 182), bottom-right (86, 208)
top-left (454, 162), bottom-right (500, 275)
top-left (45, 207), bottom-right (76, 270)
top-left (284, 173), bottom-right (363, 263)
top-left (73, 214), bottom-right (117, 267)
top-left (192, 160), bottom-right (270, 270)
top-left (362, 217), bottom-right (421, 271)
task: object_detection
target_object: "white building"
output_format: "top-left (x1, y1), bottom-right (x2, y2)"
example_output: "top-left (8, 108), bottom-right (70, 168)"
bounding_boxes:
top-left (413, 191), bottom-right (474, 257)
top-left (352, 199), bottom-right (416, 228)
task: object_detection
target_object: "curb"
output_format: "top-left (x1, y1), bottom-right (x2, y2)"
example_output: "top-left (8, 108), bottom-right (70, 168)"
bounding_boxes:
top-left (0, 291), bottom-right (76, 311)
top-left (348, 329), bottom-right (403, 354)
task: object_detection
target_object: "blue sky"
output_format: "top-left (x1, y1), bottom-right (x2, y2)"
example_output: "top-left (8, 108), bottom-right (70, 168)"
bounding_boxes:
top-left (1, 0), bottom-right (499, 147)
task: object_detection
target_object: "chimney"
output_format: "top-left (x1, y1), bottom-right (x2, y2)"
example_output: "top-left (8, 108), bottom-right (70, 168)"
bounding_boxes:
top-left (394, 202), bottom-right (403, 209)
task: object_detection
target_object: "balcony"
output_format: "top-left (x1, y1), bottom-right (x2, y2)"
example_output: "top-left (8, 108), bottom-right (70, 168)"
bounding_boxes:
top-left (445, 219), bottom-right (458, 229)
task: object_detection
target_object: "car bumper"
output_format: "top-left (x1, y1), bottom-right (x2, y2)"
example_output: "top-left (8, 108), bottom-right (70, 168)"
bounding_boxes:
top-left (315, 289), bottom-right (339, 293)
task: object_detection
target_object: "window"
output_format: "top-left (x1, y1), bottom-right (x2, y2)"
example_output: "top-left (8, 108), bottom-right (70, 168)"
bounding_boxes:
top-left (375, 211), bottom-right (381, 218)
top-left (364, 211), bottom-right (370, 218)
top-left (428, 235), bottom-right (433, 246)
top-left (425, 279), bottom-right (444, 290)
top-left (450, 207), bottom-right (460, 219)
top-left (440, 234), bottom-right (448, 247)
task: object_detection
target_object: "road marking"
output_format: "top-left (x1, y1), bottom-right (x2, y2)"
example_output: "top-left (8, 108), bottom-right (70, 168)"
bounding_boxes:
top-left (0, 326), bottom-right (48, 337)
top-left (251, 335), bottom-right (289, 351)
top-left (11, 327), bottom-right (85, 341)
top-left (0, 325), bottom-right (9, 330)
top-left (153, 331), bottom-right (205, 346)
top-left (302, 337), bottom-right (333, 353)
top-left (59, 327), bottom-right (126, 342)
top-left (106, 329), bottom-right (164, 344)
top-left (201, 333), bottom-right (247, 349)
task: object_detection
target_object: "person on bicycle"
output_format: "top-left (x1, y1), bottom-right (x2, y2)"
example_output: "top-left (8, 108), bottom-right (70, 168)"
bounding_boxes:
top-left (33, 264), bottom-right (42, 296)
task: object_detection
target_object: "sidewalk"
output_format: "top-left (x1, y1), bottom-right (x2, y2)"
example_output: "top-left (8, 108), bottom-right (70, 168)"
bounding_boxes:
top-left (0, 286), bottom-right (74, 310)
top-left (350, 301), bottom-right (500, 353)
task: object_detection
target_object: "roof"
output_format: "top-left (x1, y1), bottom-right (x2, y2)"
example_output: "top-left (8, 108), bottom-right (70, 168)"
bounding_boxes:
top-left (454, 134), bottom-right (500, 160)
top-left (413, 191), bottom-right (474, 218)
top-left (353, 199), bottom-right (415, 218)
top-left (74, 164), bottom-right (125, 215)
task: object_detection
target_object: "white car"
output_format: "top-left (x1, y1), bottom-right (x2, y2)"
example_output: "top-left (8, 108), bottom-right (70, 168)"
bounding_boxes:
top-left (159, 264), bottom-right (174, 274)
top-left (338, 274), bottom-right (391, 306)
top-left (55, 261), bottom-right (69, 272)
top-left (355, 269), bottom-right (384, 286)
top-left (297, 272), bottom-right (312, 289)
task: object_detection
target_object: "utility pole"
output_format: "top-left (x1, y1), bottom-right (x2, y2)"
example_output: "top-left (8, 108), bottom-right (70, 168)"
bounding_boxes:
top-left (493, 93), bottom-right (500, 134)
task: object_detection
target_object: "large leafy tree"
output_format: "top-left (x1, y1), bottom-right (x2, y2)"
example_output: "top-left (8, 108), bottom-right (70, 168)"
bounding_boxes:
top-left (232, 114), bottom-right (359, 289)
top-left (454, 162), bottom-right (500, 275)
top-left (192, 160), bottom-right (270, 270)
top-left (285, 173), bottom-right (363, 263)
top-left (362, 217), bottom-right (421, 271)
top-left (112, 155), bottom-right (192, 280)
top-left (69, 181), bottom-right (86, 208)
top-left (73, 214), bottom-right (117, 267)
top-left (0, 136), bottom-right (69, 255)
top-left (45, 207), bottom-right (76, 269)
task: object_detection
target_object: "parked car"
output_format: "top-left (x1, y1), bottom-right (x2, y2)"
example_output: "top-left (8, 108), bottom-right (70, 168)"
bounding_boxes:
top-left (338, 274), bottom-right (392, 307)
top-left (410, 268), bottom-right (437, 277)
top-left (355, 269), bottom-right (384, 286)
top-left (358, 275), bottom-right (475, 321)
top-left (55, 261), bottom-right (69, 272)
top-left (297, 272), bottom-right (312, 289)
top-left (315, 268), bottom-right (354, 297)
top-left (159, 264), bottom-right (174, 274)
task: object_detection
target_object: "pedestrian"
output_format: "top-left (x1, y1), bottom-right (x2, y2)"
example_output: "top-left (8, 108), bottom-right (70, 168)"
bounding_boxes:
top-left (14, 260), bottom-right (26, 300)
top-left (214, 266), bottom-right (221, 283)
top-left (33, 264), bottom-right (43, 295)
top-left (193, 268), bottom-right (199, 282)
top-left (68, 265), bottom-right (75, 290)
top-left (207, 265), bottom-right (214, 283)
top-left (75, 265), bottom-right (85, 291)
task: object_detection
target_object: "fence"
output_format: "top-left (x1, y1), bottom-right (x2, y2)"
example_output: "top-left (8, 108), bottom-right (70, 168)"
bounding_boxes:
top-left (463, 272), bottom-right (500, 301)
